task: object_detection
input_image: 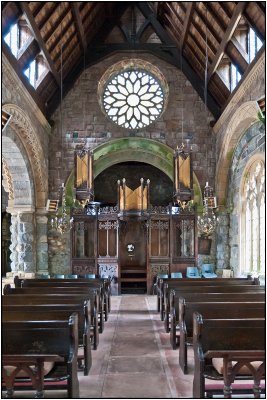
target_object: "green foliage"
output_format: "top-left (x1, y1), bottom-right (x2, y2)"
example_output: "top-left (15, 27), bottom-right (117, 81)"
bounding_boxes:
top-left (257, 112), bottom-right (265, 125)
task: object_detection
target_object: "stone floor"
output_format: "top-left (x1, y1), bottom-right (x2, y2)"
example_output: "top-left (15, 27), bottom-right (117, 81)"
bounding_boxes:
top-left (78, 295), bottom-right (194, 398)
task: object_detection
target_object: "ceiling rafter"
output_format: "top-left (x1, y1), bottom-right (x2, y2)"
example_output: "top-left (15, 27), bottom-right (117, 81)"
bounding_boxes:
top-left (19, 2), bottom-right (60, 86)
top-left (47, 17), bottom-right (73, 54)
top-left (243, 10), bottom-right (265, 42)
top-left (226, 41), bottom-right (248, 75)
top-left (190, 17), bottom-right (216, 55)
top-left (230, 36), bottom-right (249, 64)
top-left (70, 2), bottom-right (87, 53)
top-left (180, 2), bottom-right (194, 50)
top-left (194, 6), bottom-right (221, 45)
top-left (207, 2), bottom-right (247, 82)
top-left (2, 40), bottom-right (46, 114)
top-left (38, 3), bottom-right (61, 31)
top-left (205, 2), bottom-right (227, 32)
top-left (43, 6), bottom-right (70, 44)
top-left (137, 1), bottom-right (221, 119)
top-left (164, 3), bottom-right (183, 26)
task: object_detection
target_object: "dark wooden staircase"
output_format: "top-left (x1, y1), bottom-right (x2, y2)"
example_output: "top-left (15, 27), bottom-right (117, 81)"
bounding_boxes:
top-left (120, 266), bottom-right (147, 293)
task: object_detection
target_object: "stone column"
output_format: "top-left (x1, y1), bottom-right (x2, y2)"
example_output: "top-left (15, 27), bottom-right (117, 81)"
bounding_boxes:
top-left (17, 211), bottom-right (36, 272)
top-left (36, 209), bottom-right (49, 274)
top-left (216, 211), bottom-right (230, 271)
top-left (9, 212), bottom-right (19, 272)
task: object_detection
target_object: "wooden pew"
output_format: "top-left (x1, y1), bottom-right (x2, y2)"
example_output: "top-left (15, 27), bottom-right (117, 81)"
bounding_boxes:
top-left (17, 278), bottom-right (108, 326)
top-left (2, 293), bottom-right (100, 350)
top-left (158, 277), bottom-right (260, 320)
top-left (169, 291), bottom-right (265, 347)
top-left (2, 301), bottom-right (92, 376)
top-left (165, 285), bottom-right (265, 331)
top-left (178, 299), bottom-right (265, 374)
top-left (2, 314), bottom-right (79, 398)
top-left (192, 313), bottom-right (265, 398)
top-left (4, 284), bottom-right (105, 334)
top-left (15, 276), bottom-right (111, 321)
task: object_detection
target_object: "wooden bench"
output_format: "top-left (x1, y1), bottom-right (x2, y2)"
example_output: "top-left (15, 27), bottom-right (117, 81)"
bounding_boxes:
top-left (165, 285), bottom-right (265, 332)
top-left (178, 299), bottom-right (265, 374)
top-left (2, 293), bottom-right (100, 350)
top-left (2, 314), bottom-right (79, 398)
top-left (192, 313), bottom-right (265, 398)
top-left (2, 300), bottom-right (92, 376)
top-left (158, 277), bottom-right (260, 320)
top-left (15, 276), bottom-right (111, 320)
top-left (169, 291), bottom-right (265, 347)
top-left (16, 277), bottom-right (109, 325)
top-left (164, 285), bottom-right (265, 332)
top-left (4, 283), bottom-right (105, 334)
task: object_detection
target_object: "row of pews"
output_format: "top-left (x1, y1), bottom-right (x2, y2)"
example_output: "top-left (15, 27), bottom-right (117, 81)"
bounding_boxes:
top-left (155, 276), bottom-right (265, 398)
top-left (2, 275), bottom-right (112, 398)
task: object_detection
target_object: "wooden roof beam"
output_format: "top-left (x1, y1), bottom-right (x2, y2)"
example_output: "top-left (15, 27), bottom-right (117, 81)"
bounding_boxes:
top-left (207, 2), bottom-right (247, 82)
top-left (19, 1), bottom-right (60, 86)
top-left (226, 41), bottom-right (248, 75)
top-left (194, 6), bottom-right (221, 44)
top-left (2, 41), bottom-right (46, 114)
top-left (180, 2), bottom-right (194, 50)
top-left (71, 2), bottom-right (87, 53)
top-left (137, 1), bottom-right (221, 119)
top-left (243, 10), bottom-right (265, 43)
top-left (38, 3), bottom-right (61, 31)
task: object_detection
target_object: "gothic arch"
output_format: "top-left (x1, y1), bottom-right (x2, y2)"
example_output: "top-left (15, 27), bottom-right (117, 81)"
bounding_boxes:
top-left (2, 103), bottom-right (48, 208)
top-left (216, 101), bottom-right (261, 205)
top-left (67, 137), bottom-right (202, 204)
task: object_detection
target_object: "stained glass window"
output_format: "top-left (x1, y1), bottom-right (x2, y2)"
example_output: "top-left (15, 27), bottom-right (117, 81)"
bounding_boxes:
top-left (102, 69), bottom-right (165, 129)
top-left (240, 160), bottom-right (265, 276)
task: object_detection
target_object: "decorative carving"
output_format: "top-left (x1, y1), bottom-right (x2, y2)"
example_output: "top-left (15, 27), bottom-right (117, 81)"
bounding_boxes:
top-left (99, 206), bottom-right (119, 215)
top-left (99, 221), bottom-right (119, 230)
top-left (150, 264), bottom-right (169, 278)
top-left (2, 104), bottom-right (48, 194)
top-left (72, 265), bottom-right (97, 274)
top-left (2, 156), bottom-right (14, 200)
top-left (150, 220), bottom-right (169, 230)
top-left (150, 205), bottom-right (169, 215)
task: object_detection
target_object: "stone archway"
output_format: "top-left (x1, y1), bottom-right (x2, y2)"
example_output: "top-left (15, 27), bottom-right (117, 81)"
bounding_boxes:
top-left (216, 101), bottom-right (260, 205)
top-left (2, 103), bottom-right (48, 209)
top-left (67, 137), bottom-right (203, 204)
top-left (2, 104), bottom-right (49, 274)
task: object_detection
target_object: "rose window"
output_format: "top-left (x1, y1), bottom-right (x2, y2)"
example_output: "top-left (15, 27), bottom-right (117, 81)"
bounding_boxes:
top-left (102, 69), bottom-right (165, 130)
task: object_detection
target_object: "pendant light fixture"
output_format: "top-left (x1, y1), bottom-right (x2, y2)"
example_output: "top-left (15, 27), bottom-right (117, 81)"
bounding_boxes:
top-left (173, 39), bottom-right (194, 209)
top-left (197, 3), bottom-right (217, 237)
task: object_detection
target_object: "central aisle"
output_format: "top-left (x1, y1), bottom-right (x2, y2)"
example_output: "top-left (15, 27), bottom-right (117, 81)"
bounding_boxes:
top-left (79, 295), bottom-right (193, 398)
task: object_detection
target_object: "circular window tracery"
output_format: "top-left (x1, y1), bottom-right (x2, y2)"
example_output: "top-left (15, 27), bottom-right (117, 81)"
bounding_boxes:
top-left (98, 60), bottom-right (168, 130)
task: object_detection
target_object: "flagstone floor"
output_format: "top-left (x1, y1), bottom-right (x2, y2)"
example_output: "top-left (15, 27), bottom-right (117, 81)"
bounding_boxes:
top-left (79, 294), bottom-right (194, 398)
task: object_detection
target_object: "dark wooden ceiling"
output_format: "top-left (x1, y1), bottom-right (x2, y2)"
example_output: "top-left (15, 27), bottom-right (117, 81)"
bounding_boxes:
top-left (2, 2), bottom-right (265, 121)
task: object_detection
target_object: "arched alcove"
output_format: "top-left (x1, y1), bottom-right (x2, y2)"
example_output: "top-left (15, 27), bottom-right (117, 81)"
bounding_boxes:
top-left (67, 137), bottom-right (202, 205)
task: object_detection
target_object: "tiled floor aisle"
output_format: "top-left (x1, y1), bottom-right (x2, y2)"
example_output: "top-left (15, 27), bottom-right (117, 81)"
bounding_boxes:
top-left (79, 295), bottom-right (194, 398)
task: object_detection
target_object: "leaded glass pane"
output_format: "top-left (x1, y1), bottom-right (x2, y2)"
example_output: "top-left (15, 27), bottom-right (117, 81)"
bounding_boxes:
top-left (102, 69), bottom-right (165, 129)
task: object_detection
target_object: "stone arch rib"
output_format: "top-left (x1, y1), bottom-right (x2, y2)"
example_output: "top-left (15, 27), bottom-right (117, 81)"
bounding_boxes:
top-left (216, 101), bottom-right (260, 205)
top-left (2, 104), bottom-right (48, 206)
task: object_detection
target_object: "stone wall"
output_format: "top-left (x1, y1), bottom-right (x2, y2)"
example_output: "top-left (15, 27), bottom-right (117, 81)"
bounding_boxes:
top-left (2, 54), bottom-right (51, 274)
top-left (212, 51), bottom-right (265, 272)
top-left (48, 52), bottom-right (215, 271)
top-left (228, 122), bottom-right (265, 276)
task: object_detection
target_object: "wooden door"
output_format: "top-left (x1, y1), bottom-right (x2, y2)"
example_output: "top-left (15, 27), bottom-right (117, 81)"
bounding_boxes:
top-left (119, 220), bottom-right (147, 293)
